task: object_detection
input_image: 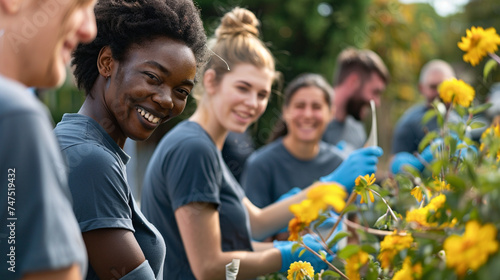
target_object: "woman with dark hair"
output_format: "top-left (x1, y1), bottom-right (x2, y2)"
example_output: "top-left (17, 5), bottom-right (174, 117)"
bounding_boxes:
top-left (54, 0), bottom-right (208, 279)
top-left (242, 73), bottom-right (345, 209)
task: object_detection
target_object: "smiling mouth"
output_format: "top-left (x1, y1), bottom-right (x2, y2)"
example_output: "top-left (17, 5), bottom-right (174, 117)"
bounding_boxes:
top-left (137, 107), bottom-right (161, 124)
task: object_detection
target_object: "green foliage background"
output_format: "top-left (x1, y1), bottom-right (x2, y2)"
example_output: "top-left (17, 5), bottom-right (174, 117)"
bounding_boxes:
top-left (41, 0), bottom-right (500, 176)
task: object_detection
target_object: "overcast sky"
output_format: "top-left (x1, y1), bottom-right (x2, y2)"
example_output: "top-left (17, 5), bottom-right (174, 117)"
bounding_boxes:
top-left (399, 0), bottom-right (470, 16)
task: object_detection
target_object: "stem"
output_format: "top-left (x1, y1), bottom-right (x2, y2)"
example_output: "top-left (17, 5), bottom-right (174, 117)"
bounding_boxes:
top-left (305, 228), bottom-right (336, 257)
top-left (371, 189), bottom-right (398, 222)
top-left (300, 241), bottom-right (349, 280)
top-left (326, 192), bottom-right (358, 240)
top-left (489, 53), bottom-right (500, 64)
top-left (343, 219), bottom-right (447, 241)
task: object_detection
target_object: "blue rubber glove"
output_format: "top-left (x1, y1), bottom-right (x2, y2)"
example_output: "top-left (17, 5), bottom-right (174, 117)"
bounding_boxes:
top-left (310, 212), bottom-right (345, 252)
top-left (391, 152), bottom-right (425, 174)
top-left (319, 146), bottom-right (383, 192)
top-left (273, 234), bottom-right (332, 273)
top-left (391, 138), bottom-right (478, 174)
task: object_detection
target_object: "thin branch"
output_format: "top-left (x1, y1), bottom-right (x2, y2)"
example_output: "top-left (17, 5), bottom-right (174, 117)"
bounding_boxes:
top-left (489, 52), bottom-right (500, 64)
top-left (371, 189), bottom-right (398, 222)
top-left (326, 192), bottom-right (358, 240)
top-left (343, 219), bottom-right (447, 242)
top-left (300, 241), bottom-right (349, 280)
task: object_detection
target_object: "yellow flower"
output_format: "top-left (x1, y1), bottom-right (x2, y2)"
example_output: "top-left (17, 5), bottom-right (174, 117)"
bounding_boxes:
top-left (458, 26), bottom-right (500, 66)
top-left (287, 261), bottom-right (314, 280)
top-left (406, 194), bottom-right (452, 228)
top-left (290, 199), bottom-right (322, 225)
top-left (392, 257), bottom-right (422, 280)
top-left (289, 183), bottom-right (347, 226)
top-left (355, 174), bottom-right (376, 204)
top-left (307, 182), bottom-right (347, 213)
top-left (359, 190), bottom-right (375, 204)
top-left (346, 250), bottom-right (369, 280)
top-left (444, 221), bottom-right (499, 276)
top-left (287, 217), bottom-right (303, 241)
top-left (378, 231), bottom-right (413, 269)
top-left (438, 78), bottom-right (475, 107)
top-left (355, 173), bottom-right (376, 186)
top-left (433, 178), bottom-right (450, 192)
top-left (479, 124), bottom-right (500, 161)
top-left (411, 186), bottom-right (423, 203)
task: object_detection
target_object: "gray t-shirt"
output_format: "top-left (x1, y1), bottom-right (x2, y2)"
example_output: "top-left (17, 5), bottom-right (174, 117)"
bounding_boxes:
top-left (391, 103), bottom-right (463, 154)
top-left (141, 121), bottom-right (253, 280)
top-left (54, 114), bottom-right (165, 280)
top-left (0, 75), bottom-right (87, 279)
top-left (322, 115), bottom-right (366, 154)
top-left (241, 138), bottom-right (344, 208)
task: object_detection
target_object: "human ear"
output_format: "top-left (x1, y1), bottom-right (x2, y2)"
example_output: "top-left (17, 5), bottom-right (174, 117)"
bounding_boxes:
top-left (203, 69), bottom-right (217, 95)
top-left (0, 0), bottom-right (23, 14)
top-left (97, 46), bottom-right (114, 79)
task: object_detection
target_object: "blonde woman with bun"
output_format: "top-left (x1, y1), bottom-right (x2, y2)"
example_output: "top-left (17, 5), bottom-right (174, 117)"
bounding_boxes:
top-left (139, 7), bottom-right (352, 279)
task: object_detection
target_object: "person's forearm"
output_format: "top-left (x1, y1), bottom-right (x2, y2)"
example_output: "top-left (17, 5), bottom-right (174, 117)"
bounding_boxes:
top-left (193, 249), bottom-right (281, 280)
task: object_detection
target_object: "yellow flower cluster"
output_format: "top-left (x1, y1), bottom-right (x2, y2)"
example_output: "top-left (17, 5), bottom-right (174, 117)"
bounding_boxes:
top-left (392, 257), bottom-right (422, 280)
top-left (438, 78), bottom-right (475, 108)
top-left (410, 186), bottom-right (423, 203)
top-left (458, 26), bottom-right (500, 66)
top-left (378, 231), bottom-right (414, 269)
top-left (433, 178), bottom-right (450, 193)
top-left (346, 250), bottom-right (369, 280)
top-left (444, 221), bottom-right (499, 276)
top-left (355, 174), bottom-right (376, 204)
top-left (406, 194), bottom-right (451, 228)
top-left (479, 124), bottom-right (500, 161)
top-left (287, 261), bottom-right (314, 280)
top-left (288, 182), bottom-right (347, 241)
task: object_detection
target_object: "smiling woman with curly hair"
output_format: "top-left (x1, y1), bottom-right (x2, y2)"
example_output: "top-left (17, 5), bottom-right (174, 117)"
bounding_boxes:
top-left (54, 0), bottom-right (208, 279)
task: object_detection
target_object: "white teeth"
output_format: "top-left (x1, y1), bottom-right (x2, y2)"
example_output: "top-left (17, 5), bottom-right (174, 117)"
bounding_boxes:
top-left (137, 107), bottom-right (160, 124)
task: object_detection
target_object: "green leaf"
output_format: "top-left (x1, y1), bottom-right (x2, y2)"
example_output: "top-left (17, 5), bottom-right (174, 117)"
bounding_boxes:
top-left (421, 109), bottom-right (437, 126)
top-left (361, 244), bottom-right (377, 254)
top-left (342, 204), bottom-right (358, 214)
top-left (338, 244), bottom-right (360, 259)
top-left (470, 102), bottom-right (493, 115)
top-left (373, 212), bottom-right (388, 228)
top-left (291, 243), bottom-right (301, 253)
top-left (319, 270), bottom-right (340, 279)
top-left (327, 231), bottom-right (351, 248)
top-left (298, 248), bottom-right (306, 258)
top-left (418, 131), bottom-right (439, 153)
top-left (483, 58), bottom-right (498, 81)
top-left (469, 121), bottom-right (487, 130)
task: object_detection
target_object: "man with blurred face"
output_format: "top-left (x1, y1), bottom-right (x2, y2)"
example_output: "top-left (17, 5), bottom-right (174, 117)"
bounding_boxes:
top-left (322, 47), bottom-right (390, 154)
top-left (0, 0), bottom-right (96, 278)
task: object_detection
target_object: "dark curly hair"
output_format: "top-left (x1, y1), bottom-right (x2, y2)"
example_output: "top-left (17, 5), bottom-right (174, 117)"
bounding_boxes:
top-left (72, 0), bottom-right (208, 95)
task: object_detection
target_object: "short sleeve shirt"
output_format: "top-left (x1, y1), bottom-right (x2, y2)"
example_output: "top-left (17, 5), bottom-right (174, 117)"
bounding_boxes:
top-left (322, 115), bottom-right (366, 154)
top-left (54, 114), bottom-right (165, 280)
top-left (0, 75), bottom-right (87, 279)
top-left (391, 104), bottom-right (463, 154)
top-left (141, 121), bottom-right (253, 280)
top-left (241, 138), bottom-right (344, 207)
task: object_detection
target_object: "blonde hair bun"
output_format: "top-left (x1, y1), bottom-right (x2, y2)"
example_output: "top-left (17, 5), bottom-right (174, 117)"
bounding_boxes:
top-left (215, 7), bottom-right (260, 39)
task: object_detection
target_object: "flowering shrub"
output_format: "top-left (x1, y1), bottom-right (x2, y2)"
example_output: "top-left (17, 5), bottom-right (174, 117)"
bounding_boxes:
top-left (282, 26), bottom-right (500, 280)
